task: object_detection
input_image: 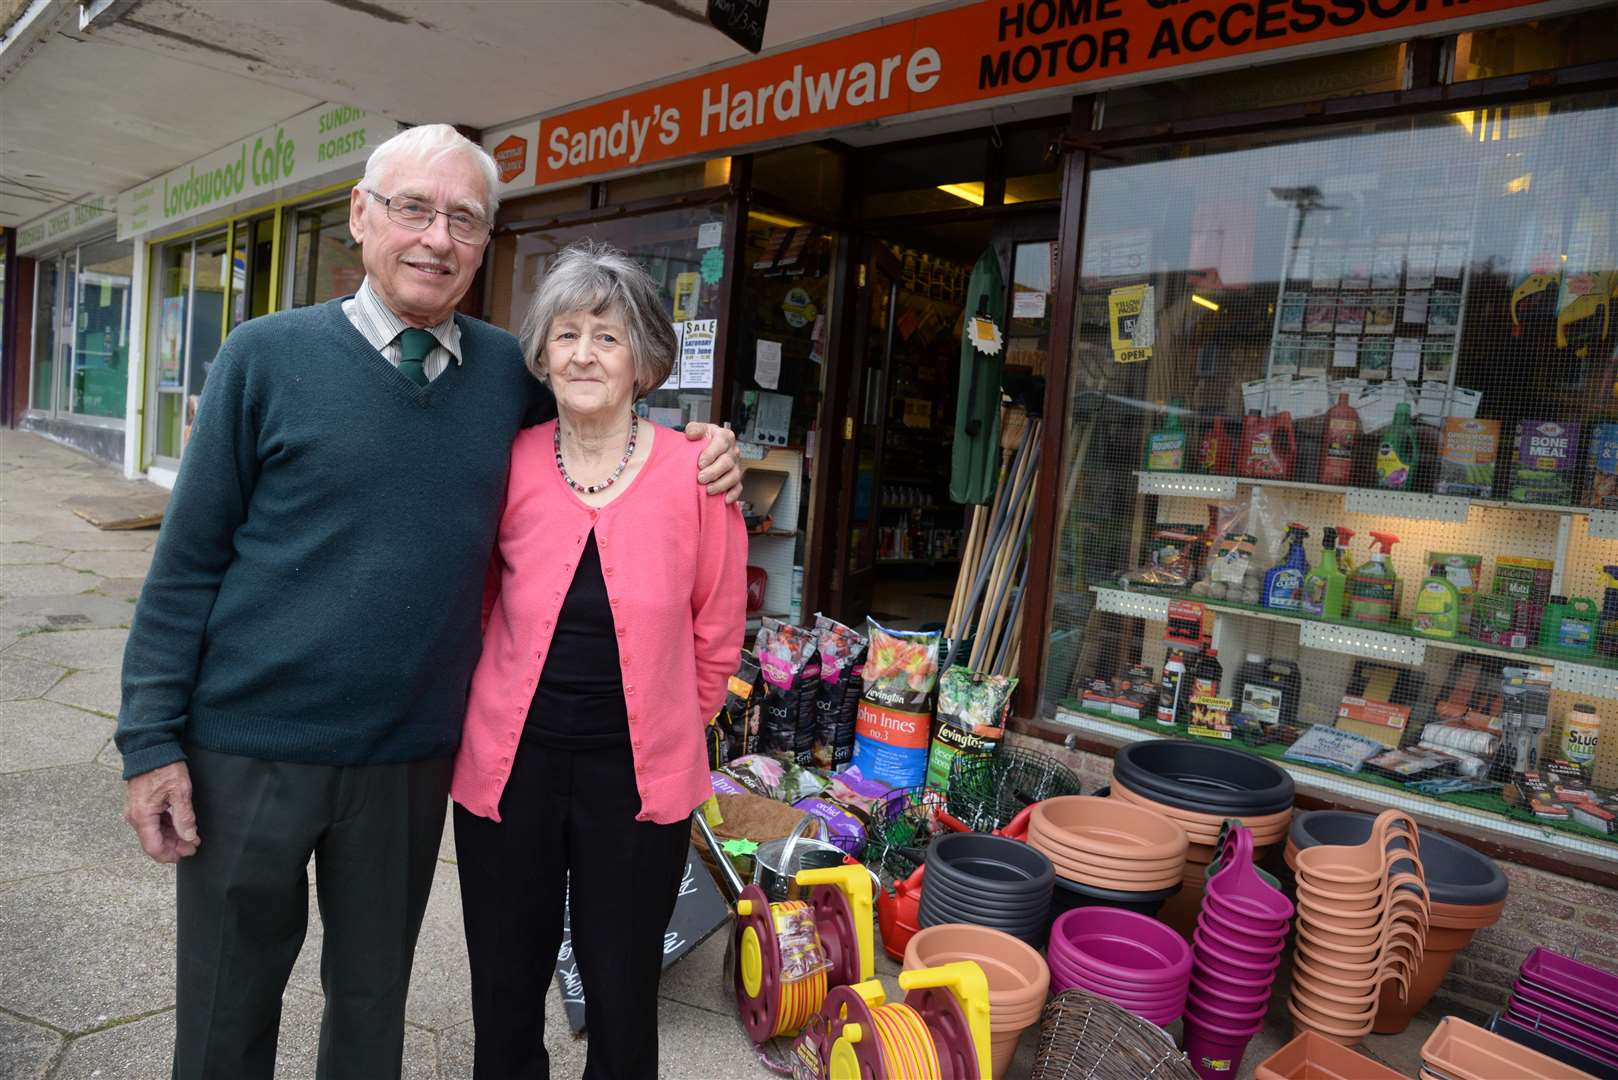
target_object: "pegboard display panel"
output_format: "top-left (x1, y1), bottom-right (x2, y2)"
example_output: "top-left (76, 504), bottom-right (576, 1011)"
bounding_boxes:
top-left (1040, 93), bottom-right (1618, 849)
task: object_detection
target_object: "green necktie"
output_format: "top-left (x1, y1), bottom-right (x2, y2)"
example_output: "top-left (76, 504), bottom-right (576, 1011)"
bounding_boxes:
top-left (397, 328), bottom-right (436, 387)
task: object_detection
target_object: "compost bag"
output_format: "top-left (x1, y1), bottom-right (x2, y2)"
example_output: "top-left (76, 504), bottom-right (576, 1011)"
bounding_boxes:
top-left (812, 614), bottom-right (868, 769)
top-left (852, 620), bottom-right (941, 788)
top-left (925, 667), bottom-right (1018, 791)
top-left (754, 618), bottom-right (819, 764)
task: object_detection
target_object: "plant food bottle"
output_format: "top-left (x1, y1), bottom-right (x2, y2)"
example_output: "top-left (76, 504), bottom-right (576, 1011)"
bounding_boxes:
top-left (1348, 531), bottom-right (1401, 625)
top-left (1412, 557), bottom-right (1461, 639)
top-left (1321, 393), bottom-right (1361, 485)
top-left (1146, 399), bottom-right (1187, 472)
top-left (1376, 403), bottom-right (1419, 490)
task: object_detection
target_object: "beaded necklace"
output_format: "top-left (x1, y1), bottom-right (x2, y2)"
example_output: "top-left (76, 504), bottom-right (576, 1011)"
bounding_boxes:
top-left (555, 414), bottom-right (639, 495)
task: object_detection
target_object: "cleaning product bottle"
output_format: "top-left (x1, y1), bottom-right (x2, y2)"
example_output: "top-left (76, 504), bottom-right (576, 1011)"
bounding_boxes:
top-left (1334, 526), bottom-right (1358, 579)
top-left (1302, 526), bottom-right (1338, 618)
top-left (1376, 403), bottom-right (1419, 490)
top-left (1320, 393), bottom-right (1361, 486)
top-left (1412, 555), bottom-right (1461, 639)
top-left (1598, 566), bottom-right (1618, 658)
top-left (1348, 532), bottom-right (1402, 625)
top-left (1262, 523), bottom-right (1311, 611)
top-left (1145, 399), bottom-right (1186, 472)
top-left (1540, 595), bottom-right (1598, 657)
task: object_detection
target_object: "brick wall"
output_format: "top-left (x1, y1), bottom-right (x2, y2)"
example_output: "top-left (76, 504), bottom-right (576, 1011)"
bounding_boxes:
top-left (1006, 731), bottom-right (1618, 1015)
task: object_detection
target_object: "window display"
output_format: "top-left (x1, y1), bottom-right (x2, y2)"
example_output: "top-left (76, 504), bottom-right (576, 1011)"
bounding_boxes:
top-left (1042, 93), bottom-right (1618, 848)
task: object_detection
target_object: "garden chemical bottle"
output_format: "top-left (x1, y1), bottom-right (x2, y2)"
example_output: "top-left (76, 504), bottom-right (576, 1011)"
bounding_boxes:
top-left (1234, 654), bottom-right (1303, 731)
top-left (1146, 399), bottom-right (1186, 471)
top-left (1302, 526), bottom-right (1344, 618)
top-left (1598, 566), bottom-right (1618, 658)
top-left (1240, 411), bottom-right (1297, 479)
top-left (1540, 595), bottom-right (1598, 658)
top-left (1321, 393), bottom-right (1361, 485)
top-left (1263, 523), bottom-right (1311, 611)
top-left (1334, 526), bottom-right (1358, 578)
top-left (1158, 651), bottom-right (1188, 727)
top-left (1376, 403), bottom-right (1419, 490)
top-left (1349, 532), bottom-right (1402, 625)
top-left (1412, 556), bottom-right (1461, 639)
top-left (1190, 649), bottom-right (1224, 706)
top-left (1199, 416), bottom-right (1234, 475)
top-left (1563, 704), bottom-right (1601, 778)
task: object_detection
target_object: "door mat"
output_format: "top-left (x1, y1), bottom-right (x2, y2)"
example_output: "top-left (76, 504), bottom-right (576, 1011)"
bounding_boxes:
top-left (63, 492), bottom-right (168, 530)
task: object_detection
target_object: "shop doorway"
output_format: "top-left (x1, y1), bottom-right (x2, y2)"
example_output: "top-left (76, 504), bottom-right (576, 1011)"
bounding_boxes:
top-left (822, 212), bottom-right (1059, 631)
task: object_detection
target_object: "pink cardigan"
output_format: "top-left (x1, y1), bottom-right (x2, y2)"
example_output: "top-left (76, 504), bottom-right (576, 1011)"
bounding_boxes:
top-left (451, 420), bottom-right (746, 825)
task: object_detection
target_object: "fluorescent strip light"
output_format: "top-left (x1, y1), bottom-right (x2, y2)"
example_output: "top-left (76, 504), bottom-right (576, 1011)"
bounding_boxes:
top-left (1191, 294), bottom-right (1220, 311)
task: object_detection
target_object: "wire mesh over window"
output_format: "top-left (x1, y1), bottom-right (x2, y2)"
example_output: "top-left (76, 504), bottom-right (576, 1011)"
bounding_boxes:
top-left (1042, 92), bottom-right (1618, 851)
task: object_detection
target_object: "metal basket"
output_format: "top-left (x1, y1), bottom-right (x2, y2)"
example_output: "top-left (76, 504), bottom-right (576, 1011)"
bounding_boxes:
top-left (862, 786), bottom-right (949, 886)
top-left (946, 746), bottom-right (1085, 833)
top-left (1031, 990), bottom-right (1198, 1080)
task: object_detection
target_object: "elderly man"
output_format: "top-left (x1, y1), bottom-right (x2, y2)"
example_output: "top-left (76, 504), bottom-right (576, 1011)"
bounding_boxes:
top-left (113, 124), bottom-right (741, 1079)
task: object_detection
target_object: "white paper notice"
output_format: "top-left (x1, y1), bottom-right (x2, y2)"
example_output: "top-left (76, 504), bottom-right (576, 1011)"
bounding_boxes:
top-left (1013, 291), bottom-right (1047, 319)
top-left (1332, 339), bottom-right (1359, 368)
top-left (1403, 291), bottom-right (1428, 326)
top-left (660, 323), bottom-right (682, 391)
top-left (1392, 337), bottom-right (1422, 380)
top-left (697, 221), bottom-right (723, 250)
top-left (679, 319), bottom-right (717, 389)
top-left (754, 339), bottom-right (782, 390)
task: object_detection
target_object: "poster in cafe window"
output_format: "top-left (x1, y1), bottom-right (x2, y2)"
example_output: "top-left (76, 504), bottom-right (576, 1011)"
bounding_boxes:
top-left (159, 297), bottom-right (185, 385)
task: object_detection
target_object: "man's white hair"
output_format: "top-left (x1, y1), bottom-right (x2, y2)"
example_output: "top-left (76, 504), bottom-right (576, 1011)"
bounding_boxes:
top-left (361, 123), bottom-right (501, 221)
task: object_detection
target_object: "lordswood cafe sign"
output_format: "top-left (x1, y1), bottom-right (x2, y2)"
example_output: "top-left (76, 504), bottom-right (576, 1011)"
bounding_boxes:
top-left (485, 0), bottom-right (1578, 193)
top-left (117, 103), bottom-right (398, 240)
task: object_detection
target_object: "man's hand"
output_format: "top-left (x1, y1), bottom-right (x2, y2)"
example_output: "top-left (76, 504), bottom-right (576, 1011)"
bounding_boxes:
top-left (124, 761), bottom-right (201, 864)
top-left (685, 422), bottom-right (744, 504)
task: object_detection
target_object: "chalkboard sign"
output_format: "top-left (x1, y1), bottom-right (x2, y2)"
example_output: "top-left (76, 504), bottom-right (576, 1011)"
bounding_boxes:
top-left (553, 845), bottom-right (732, 1033)
top-left (707, 0), bottom-right (768, 54)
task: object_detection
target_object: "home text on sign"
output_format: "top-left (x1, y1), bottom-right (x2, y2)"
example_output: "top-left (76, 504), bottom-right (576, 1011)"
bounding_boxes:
top-left (490, 0), bottom-right (1550, 191)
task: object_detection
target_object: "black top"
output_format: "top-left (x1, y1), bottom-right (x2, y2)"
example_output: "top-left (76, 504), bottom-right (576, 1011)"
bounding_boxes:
top-left (524, 532), bottom-right (631, 748)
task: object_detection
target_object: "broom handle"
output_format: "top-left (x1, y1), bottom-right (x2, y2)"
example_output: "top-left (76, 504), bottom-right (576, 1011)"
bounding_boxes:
top-left (992, 549), bottom-right (1034, 676)
top-left (969, 447), bottom-right (1040, 670)
top-left (943, 423), bottom-right (1039, 671)
top-left (946, 504), bottom-right (987, 635)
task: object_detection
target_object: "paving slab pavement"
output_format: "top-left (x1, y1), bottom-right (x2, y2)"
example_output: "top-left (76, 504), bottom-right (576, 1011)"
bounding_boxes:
top-left (0, 430), bottom-right (1440, 1078)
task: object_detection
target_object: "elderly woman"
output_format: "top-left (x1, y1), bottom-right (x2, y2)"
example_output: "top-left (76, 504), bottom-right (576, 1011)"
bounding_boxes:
top-left (451, 240), bottom-right (746, 1079)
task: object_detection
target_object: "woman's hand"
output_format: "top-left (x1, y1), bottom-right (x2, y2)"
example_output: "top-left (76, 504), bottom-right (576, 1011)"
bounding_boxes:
top-left (685, 423), bottom-right (744, 503)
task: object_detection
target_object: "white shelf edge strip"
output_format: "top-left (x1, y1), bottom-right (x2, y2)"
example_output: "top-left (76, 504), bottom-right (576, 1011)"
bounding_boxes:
top-left (1343, 488), bottom-right (1471, 523)
top-left (1590, 509), bottom-right (1618, 540)
top-left (1092, 588), bottom-right (1171, 621)
top-left (1298, 621), bottom-right (1426, 667)
top-left (1137, 472), bottom-right (1239, 500)
top-left (1053, 709), bottom-right (1618, 863)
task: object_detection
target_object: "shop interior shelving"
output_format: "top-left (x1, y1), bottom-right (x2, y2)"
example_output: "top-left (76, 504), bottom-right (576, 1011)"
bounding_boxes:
top-left (742, 447), bottom-right (803, 634)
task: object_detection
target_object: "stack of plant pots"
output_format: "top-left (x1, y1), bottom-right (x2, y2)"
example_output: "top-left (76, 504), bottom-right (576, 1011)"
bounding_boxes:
top-left (1253, 1030), bottom-right (1409, 1079)
top-left (1288, 809), bottom-right (1430, 1047)
top-left (1501, 947), bottom-right (1618, 1073)
top-left (1421, 1016), bottom-right (1592, 1080)
top-left (918, 832), bottom-right (1054, 947)
top-left (903, 924), bottom-right (1050, 1080)
top-left (1285, 809), bottom-right (1508, 1035)
top-left (1046, 907), bottom-right (1192, 1027)
top-left (1107, 741), bottom-right (1294, 935)
top-left (1182, 824), bottom-right (1295, 1079)
top-left (1022, 795), bottom-right (1189, 918)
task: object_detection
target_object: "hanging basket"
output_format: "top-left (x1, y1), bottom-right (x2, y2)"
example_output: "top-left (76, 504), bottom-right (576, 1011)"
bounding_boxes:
top-left (1031, 989), bottom-right (1199, 1080)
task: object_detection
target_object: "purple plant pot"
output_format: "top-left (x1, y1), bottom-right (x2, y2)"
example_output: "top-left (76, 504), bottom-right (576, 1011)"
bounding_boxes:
top-left (1047, 947), bottom-right (1190, 998)
top-left (1185, 988), bottom-right (1269, 1031)
top-left (1050, 908), bottom-right (1192, 983)
top-left (1190, 927), bottom-right (1283, 979)
top-left (1188, 972), bottom-right (1272, 1012)
top-left (1182, 1016), bottom-right (1259, 1080)
top-left (1201, 890), bottom-right (1292, 936)
top-left (1194, 912), bottom-right (1287, 961)
top-left (1190, 960), bottom-right (1277, 999)
top-left (1197, 903), bottom-right (1290, 952)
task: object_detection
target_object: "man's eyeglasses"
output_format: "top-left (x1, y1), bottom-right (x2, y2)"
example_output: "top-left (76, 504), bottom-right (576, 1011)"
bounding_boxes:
top-left (362, 188), bottom-right (491, 245)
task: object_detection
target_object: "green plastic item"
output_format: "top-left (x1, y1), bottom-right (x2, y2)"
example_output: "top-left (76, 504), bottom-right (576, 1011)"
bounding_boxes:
top-left (1145, 399), bottom-right (1187, 472)
top-left (1348, 531), bottom-right (1401, 625)
top-left (1302, 525), bottom-right (1349, 620)
top-left (1412, 561), bottom-right (1461, 639)
top-left (1375, 403), bottom-right (1418, 490)
top-left (1539, 595), bottom-right (1598, 657)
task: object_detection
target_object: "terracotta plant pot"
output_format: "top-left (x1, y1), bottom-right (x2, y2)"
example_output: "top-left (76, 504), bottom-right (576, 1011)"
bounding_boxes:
top-left (902, 923), bottom-right (1049, 1080)
top-left (1422, 1015), bottom-right (1592, 1080)
top-left (1253, 1030), bottom-right (1408, 1080)
top-left (1026, 822), bottom-right (1188, 872)
top-left (1029, 795), bottom-right (1189, 861)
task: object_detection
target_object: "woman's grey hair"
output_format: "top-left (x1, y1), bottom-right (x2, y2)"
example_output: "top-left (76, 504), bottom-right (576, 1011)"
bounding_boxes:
top-left (362, 124), bottom-right (501, 221)
top-left (521, 241), bottom-right (678, 398)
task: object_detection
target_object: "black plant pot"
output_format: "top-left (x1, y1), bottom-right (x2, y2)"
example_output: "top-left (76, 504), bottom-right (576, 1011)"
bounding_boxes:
top-left (1048, 875), bottom-right (1182, 920)
top-left (925, 832), bottom-right (1055, 894)
top-left (921, 870), bottom-right (1053, 917)
top-left (1289, 810), bottom-right (1507, 907)
top-left (1112, 740), bottom-right (1294, 814)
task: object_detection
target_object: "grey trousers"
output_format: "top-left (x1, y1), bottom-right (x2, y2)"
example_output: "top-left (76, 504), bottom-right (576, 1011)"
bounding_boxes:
top-left (172, 746), bottom-right (452, 1080)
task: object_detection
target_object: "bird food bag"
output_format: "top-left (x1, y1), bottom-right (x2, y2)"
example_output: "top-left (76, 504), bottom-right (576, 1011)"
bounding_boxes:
top-left (925, 667), bottom-right (1018, 792)
top-left (755, 618), bottom-right (820, 765)
top-left (852, 620), bottom-right (941, 789)
top-left (812, 614), bottom-right (868, 769)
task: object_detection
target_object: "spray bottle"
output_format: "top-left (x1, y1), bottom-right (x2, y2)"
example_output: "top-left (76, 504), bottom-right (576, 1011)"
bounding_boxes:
top-left (1302, 526), bottom-right (1343, 619)
top-left (1376, 403), bottom-right (1419, 491)
top-left (1334, 526), bottom-right (1358, 579)
top-left (1349, 532), bottom-right (1402, 625)
top-left (1263, 523), bottom-right (1311, 611)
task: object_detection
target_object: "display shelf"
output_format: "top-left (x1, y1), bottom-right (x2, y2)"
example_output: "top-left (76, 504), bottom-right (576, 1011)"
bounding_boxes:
top-left (743, 449), bottom-right (803, 623)
top-left (1134, 471), bottom-right (1600, 524)
top-left (1090, 584), bottom-right (1618, 695)
top-left (1053, 704), bottom-right (1618, 859)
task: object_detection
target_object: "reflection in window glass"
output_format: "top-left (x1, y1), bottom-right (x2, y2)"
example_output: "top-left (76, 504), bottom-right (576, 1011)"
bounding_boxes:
top-left (1041, 95), bottom-right (1618, 843)
top-left (1454, 11), bottom-right (1618, 81)
top-left (288, 198), bottom-right (365, 308)
top-left (505, 205), bottom-right (729, 424)
top-left (31, 258), bottom-right (61, 411)
top-left (71, 237), bottom-right (133, 419)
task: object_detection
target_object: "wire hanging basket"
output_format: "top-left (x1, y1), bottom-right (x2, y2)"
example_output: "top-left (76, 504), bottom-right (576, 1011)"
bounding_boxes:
top-left (862, 786), bottom-right (950, 887)
top-left (946, 745), bottom-right (1086, 833)
top-left (1031, 989), bottom-right (1198, 1080)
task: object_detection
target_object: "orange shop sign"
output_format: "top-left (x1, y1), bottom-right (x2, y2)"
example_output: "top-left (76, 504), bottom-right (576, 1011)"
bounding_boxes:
top-left (488, 0), bottom-right (1558, 190)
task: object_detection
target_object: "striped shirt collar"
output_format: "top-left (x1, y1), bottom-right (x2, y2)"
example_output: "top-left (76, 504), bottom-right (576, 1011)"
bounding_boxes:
top-left (350, 278), bottom-right (462, 364)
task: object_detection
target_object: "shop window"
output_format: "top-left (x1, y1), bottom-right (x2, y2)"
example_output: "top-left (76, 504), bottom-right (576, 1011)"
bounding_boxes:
top-left (1453, 11), bottom-right (1618, 81)
top-left (602, 159), bottom-right (731, 204)
top-left (286, 198), bottom-right (364, 308)
top-left (69, 236), bottom-right (132, 419)
top-left (752, 145), bottom-right (846, 213)
top-left (229, 216), bottom-right (276, 332)
top-left (496, 185), bottom-right (593, 226)
top-left (1101, 45), bottom-right (1406, 129)
top-left (858, 134), bottom-right (991, 218)
top-left (151, 232), bottom-right (227, 461)
top-left (503, 204), bottom-right (729, 426)
top-left (1043, 93), bottom-right (1618, 849)
top-left (30, 256), bottom-right (64, 412)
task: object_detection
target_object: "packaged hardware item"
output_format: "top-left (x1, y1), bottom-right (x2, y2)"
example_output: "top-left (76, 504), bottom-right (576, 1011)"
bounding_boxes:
top-left (717, 754), bottom-right (827, 803)
top-left (1187, 694), bottom-right (1234, 740)
top-left (1121, 522), bottom-right (1204, 590)
top-left (1499, 665), bottom-right (1552, 775)
top-left (1285, 724), bottom-right (1384, 772)
top-left (1570, 798), bottom-right (1616, 835)
top-left (1586, 422), bottom-right (1618, 509)
top-left (1470, 593), bottom-right (1530, 650)
top-left (1506, 772), bottom-right (1568, 819)
top-left (852, 621), bottom-right (940, 789)
top-left (1233, 654), bottom-right (1301, 730)
top-left (1493, 555), bottom-right (1554, 641)
top-left (1367, 747), bottom-right (1458, 779)
top-left (1509, 420), bottom-right (1580, 505)
top-left (755, 618), bottom-right (821, 764)
top-left (1437, 418), bottom-right (1501, 497)
top-left (812, 615), bottom-right (869, 768)
top-left (925, 667), bottom-right (1017, 791)
top-left (1110, 664), bottom-right (1158, 722)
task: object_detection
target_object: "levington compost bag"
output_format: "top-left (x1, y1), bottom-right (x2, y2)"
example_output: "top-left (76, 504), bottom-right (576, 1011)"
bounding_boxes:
top-left (851, 620), bottom-right (941, 789)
